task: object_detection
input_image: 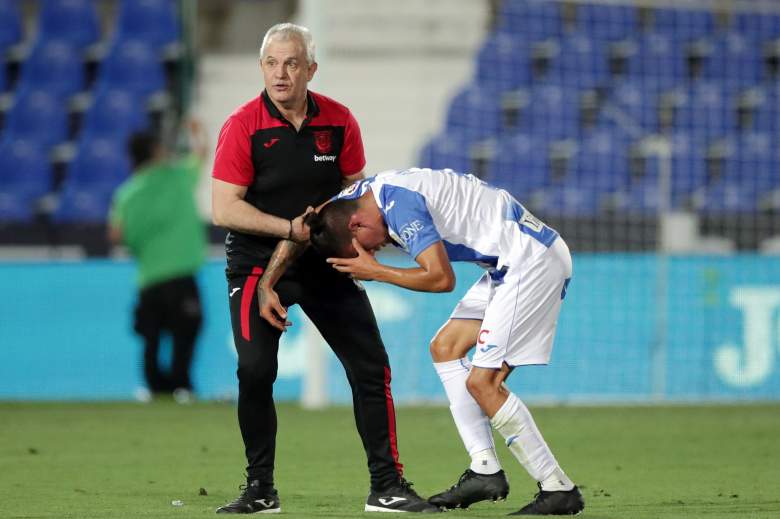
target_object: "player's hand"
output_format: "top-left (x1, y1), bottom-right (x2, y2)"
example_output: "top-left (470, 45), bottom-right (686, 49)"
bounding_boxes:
top-left (289, 206), bottom-right (314, 243)
top-left (257, 283), bottom-right (291, 332)
top-left (326, 239), bottom-right (381, 280)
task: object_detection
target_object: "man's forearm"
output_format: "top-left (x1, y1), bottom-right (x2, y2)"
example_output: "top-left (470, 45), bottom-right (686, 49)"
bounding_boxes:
top-left (216, 198), bottom-right (290, 238)
top-left (260, 239), bottom-right (307, 288)
top-left (372, 264), bottom-right (454, 293)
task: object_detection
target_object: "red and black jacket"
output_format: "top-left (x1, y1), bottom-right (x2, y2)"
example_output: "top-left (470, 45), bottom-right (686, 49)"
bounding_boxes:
top-left (213, 90), bottom-right (366, 273)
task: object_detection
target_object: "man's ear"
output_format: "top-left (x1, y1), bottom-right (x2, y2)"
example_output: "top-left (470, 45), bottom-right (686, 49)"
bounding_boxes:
top-left (347, 213), bottom-right (360, 232)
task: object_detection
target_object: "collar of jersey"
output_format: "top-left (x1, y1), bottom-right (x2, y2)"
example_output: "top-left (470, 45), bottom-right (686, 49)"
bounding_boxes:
top-left (261, 90), bottom-right (320, 128)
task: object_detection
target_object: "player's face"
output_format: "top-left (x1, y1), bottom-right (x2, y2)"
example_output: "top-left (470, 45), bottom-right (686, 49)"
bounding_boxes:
top-left (261, 37), bottom-right (317, 108)
top-left (351, 212), bottom-right (390, 255)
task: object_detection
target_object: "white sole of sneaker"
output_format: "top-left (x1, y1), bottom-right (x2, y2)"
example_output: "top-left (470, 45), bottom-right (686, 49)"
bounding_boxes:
top-left (364, 504), bottom-right (406, 512)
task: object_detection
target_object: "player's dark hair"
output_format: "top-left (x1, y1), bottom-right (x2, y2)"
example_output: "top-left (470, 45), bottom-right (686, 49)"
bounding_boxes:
top-left (305, 199), bottom-right (360, 258)
top-left (127, 131), bottom-right (162, 170)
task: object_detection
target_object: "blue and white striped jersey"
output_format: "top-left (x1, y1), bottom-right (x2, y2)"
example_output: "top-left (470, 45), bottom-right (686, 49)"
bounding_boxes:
top-left (333, 168), bottom-right (559, 270)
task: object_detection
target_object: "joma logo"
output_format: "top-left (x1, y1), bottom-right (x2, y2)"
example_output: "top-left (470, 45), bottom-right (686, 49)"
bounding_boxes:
top-left (714, 287), bottom-right (780, 387)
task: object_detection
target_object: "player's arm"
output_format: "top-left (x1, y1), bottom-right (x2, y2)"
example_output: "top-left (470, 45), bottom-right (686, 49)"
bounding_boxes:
top-left (257, 173), bottom-right (364, 331)
top-left (256, 210), bottom-right (312, 331)
top-left (342, 169), bottom-right (364, 187)
top-left (107, 223), bottom-right (122, 245)
top-left (328, 239), bottom-right (455, 293)
top-left (211, 179), bottom-right (299, 238)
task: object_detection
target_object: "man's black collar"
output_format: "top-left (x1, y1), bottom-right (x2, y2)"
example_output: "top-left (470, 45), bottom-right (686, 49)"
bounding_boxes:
top-left (261, 90), bottom-right (319, 127)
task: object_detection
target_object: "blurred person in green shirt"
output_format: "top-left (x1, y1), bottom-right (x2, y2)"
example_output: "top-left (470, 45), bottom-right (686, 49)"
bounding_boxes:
top-left (109, 121), bottom-right (209, 402)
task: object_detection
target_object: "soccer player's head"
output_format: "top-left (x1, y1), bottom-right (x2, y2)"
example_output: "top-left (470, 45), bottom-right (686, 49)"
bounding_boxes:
top-left (306, 199), bottom-right (359, 258)
top-left (306, 195), bottom-right (390, 258)
top-left (127, 131), bottom-right (164, 170)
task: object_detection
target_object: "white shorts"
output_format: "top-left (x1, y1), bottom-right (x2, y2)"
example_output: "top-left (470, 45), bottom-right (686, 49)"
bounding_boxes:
top-left (449, 237), bottom-right (573, 368)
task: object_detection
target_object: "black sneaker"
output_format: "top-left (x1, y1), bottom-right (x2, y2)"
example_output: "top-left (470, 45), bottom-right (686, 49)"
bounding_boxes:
top-left (428, 469), bottom-right (509, 509)
top-left (365, 478), bottom-right (441, 513)
top-left (509, 483), bottom-right (584, 515)
top-left (216, 480), bottom-right (281, 514)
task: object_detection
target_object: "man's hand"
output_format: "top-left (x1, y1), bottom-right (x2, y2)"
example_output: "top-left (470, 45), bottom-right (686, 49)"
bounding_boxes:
top-left (327, 239), bottom-right (382, 280)
top-left (257, 283), bottom-right (291, 332)
top-left (289, 206), bottom-right (314, 243)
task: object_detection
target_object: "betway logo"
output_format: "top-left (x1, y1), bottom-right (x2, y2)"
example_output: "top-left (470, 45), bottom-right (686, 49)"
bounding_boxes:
top-left (314, 154), bottom-right (337, 162)
top-left (714, 287), bottom-right (780, 387)
top-left (399, 220), bottom-right (424, 243)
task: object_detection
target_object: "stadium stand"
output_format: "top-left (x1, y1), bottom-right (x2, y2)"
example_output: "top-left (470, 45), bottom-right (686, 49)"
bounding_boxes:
top-left (0, 0), bottom-right (187, 254)
top-left (37, 0), bottom-right (101, 49)
top-left (419, 0), bottom-right (780, 251)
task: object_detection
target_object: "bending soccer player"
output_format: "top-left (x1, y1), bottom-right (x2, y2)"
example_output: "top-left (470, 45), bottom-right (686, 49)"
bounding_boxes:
top-left (303, 168), bottom-right (585, 516)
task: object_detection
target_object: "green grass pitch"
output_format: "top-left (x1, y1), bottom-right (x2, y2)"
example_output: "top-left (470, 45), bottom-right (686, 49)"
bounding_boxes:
top-left (1, 402), bottom-right (778, 518)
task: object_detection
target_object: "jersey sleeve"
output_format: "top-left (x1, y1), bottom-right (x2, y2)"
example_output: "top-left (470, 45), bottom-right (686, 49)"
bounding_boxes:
top-left (331, 178), bottom-right (371, 201)
top-left (338, 110), bottom-right (366, 177)
top-left (212, 116), bottom-right (254, 186)
top-left (381, 185), bottom-right (441, 259)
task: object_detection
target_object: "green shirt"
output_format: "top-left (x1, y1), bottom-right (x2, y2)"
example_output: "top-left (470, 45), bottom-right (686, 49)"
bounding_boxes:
top-left (110, 154), bottom-right (207, 289)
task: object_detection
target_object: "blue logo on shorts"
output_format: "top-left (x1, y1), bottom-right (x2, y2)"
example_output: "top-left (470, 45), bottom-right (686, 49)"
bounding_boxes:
top-left (479, 344), bottom-right (498, 353)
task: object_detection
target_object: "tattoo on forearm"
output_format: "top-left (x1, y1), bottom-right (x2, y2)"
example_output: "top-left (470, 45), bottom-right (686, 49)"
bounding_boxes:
top-left (262, 240), bottom-right (306, 286)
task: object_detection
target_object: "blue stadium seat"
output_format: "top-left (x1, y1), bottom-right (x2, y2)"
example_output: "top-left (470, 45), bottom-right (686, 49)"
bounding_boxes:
top-left (66, 136), bottom-right (131, 189)
top-left (0, 55), bottom-right (6, 92)
top-left (474, 33), bottom-right (531, 92)
top-left (672, 81), bottom-right (737, 139)
top-left (535, 184), bottom-right (602, 216)
top-left (695, 182), bottom-right (759, 214)
top-left (0, 0), bottom-right (22, 51)
top-left (487, 133), bottom-right (551, 196)
top-left (37, 0), bottom-right (100, 48)
top-left (626, 32), bottom-right (686, 90)
top-left (547, 32), bottom-right (609, 90)
top-left (651, 7), bottom-right (715, 42)
top-left (576, 2), bottom-right (637, 42)
top-left (669, 131), bottom-right (708, 205)
top-left (750, 87), bottom-right (777, 134)
top-left (15, 40), bottom-right (85, 98)
top-left (497, 0), bottom-right (562, 42)
top-left (703, 33), bottom-right (763, 88)
top-left (0, 139), bottom-right (52, 221)
top-left (733, 11), bottom-right (780, 41)
top-left (80, 88), bottom-right (149, 140)
top-left (3, 89), bottom-right (68, 147)
top-left (573, 127), bottom-right (632, 193)
top-left (95, 40), bottom-right (166, 98)
top-left (613, 132), bottom-right (707, 213)
top-left (519, 82), bottom-right (580, 139)
top-left (52, 182), bottom-right (114, 223)
top-left (114, 0), bottom-right (180, 49)
top-left (445, 84), bottom-right (503, 141)
top-left (608, 79), bottom-right (660, 132)
top-left (722, 131), bottom-right (777, 195)
top-left (417, 132), bottom-right (473, 174)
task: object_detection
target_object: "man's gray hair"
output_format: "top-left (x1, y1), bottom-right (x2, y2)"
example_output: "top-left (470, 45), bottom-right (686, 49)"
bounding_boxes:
top-left (260, 23), bottom-right (316, 65)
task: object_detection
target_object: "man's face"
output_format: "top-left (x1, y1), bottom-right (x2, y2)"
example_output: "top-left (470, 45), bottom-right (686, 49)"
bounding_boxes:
top-left (261, 37), bottom-right (316, 107)
top-left (350, 210), bottom-right (389, 256)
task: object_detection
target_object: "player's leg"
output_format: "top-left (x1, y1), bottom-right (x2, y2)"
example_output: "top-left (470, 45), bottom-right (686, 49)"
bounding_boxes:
top-left (298, 264), bottom-right (438, 513)
top-left (216, 268), bottom-right (290, 514)
top-left (133, 284), bottom-right (170, 394)
top-left (427, 278), bottom-right (509, 509)
top-left (469, 238), bottom-right (583, 515)
top-left (168, 276), bottom-right (202, 398)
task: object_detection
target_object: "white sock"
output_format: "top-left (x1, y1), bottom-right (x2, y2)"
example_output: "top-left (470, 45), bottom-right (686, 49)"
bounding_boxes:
top-left (434, 358), bottom-right (502, 475)
top-left (490, 392), bottom-right (574, 491)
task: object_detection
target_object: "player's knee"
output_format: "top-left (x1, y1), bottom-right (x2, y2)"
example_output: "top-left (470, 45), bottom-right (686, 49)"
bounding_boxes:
top-left (465, 370), bottom-right (496, 402)
top-left (465, 373), bottom-right (484, 399)
top-left (237, 362), bottom-right (277, 392)
top-left (429, 332), bottom-right (460, 362)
